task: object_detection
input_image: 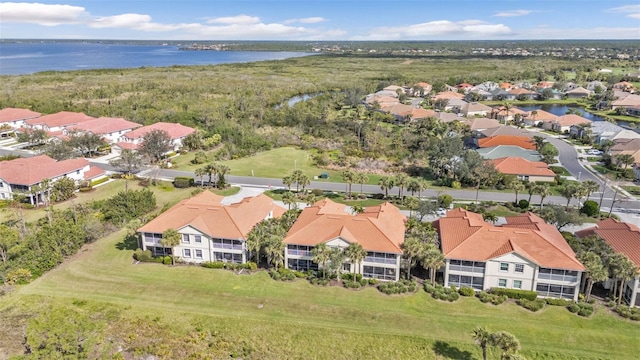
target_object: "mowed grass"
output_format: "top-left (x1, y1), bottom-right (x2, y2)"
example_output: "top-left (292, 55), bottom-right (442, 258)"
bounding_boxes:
top-left (1, 225), bottom-right (638, 359)
top-left (173, 147), bottom-right (386, 185)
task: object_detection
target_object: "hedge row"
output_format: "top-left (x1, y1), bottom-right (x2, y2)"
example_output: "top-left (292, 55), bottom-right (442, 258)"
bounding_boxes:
top-left (378, 279), bottom-right (416, 295)
top-left (477, 291), bottom-right (508, 305)
top-left (91, 177), bottom-right (110, 187)
top-left (517, 298), bottom-right (546, 312)
top-left (174, 176), bottom-right (195, 188)
top-left (490, 288), bottom-right (538, 301)
top-left (424, 283), bottom-right (460, 302)
top-left (202, 261), bottom-right (258, 271)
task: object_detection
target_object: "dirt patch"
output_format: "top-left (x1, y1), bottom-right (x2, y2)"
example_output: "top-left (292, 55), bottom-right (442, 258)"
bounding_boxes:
top-left (402, 60), bottom-right (414, 65)
top-left (0, 307), bottom-right (29, 359)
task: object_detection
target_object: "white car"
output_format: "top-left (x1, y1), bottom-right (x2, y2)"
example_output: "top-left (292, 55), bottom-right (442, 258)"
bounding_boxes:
top-left (436, 208), bottom-right (447, 216)
top-left (587, 149), bottom-right (602, 155)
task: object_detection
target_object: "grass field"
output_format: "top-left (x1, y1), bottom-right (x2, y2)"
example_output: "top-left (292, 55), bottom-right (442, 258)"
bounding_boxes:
top-left (1, 219), bottom-right (639, 359)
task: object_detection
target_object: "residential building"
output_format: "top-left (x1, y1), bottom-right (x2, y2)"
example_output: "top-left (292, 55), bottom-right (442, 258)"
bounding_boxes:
top-left (283, 198), bottom-right (406, 281)
top-left (509, 88), bottom-right (538, 100)
top-left (435, 209), bottom-right (584, 301)
top-left (432, 91), bottom-right (465, 102)
top-left (490, 106), bottom-right (528, 123)
top-left (23, 111), bottom-right (95, 132)
top-left (115, 122), bottom-right (196, 154)
top-left (137, 191), bottom-right (285, 263)
top-left (476, 145), bottom-right (542, 162)
top-left (478, 126), bottom-right (534, 139)
top-left (586, 81), bottom-right (607, 92)
top-left (565, 87), bottom-right (592, 98)
top-left (0, 154), bottom-right (104, 204)
top-left (463, 118), bottom-right (502, 133)
top-left (66, 117), bottom-right (142, 143)
top-left (461, 102), bottom-right (493, 117)
top-left (443, 98), bottom-right (468, 113)
top-left (612, 94), bottom-right (640, 112)
top-left (522, 109), bottom-right (557, 127)
top-left (490, 157), bottom-right (555, 182)
top-left (477, 135), bottom-right (536, 150)
top-left (0, 108), bottom-right (41, 129)
top-left (572, 121), bottom-right (640, 144)
top-left (609, 138), bottom-right (640, 168)
top-left (413, 82), bottom-right (432, 96)
top-left (576, 219), bottom-right (640, 307)
top-left (547, 114), bottom-right (591, 133)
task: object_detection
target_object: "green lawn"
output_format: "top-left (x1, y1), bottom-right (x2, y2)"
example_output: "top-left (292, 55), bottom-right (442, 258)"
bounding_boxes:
top-left (1, 224), bottom-right (639, 359)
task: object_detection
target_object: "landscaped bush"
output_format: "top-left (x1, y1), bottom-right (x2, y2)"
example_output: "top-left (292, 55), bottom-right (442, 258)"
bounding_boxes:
top-left (576, 302), bottom-right (594, 317)
top-left (202, 261), bottom-right (225, 269)
top-left (269, 268), bottom-right (296, 281)
top-left (458, 287), bottom-right (476, 297)
top-left (310, 277), bottom-right (330, 286)
top-left (162, 256), bottom-right (173, 265)
top-left (378, 279), bottom-right (416, 295)
top-left (311, 188), bottom-right (324, 196)
top-left (490, 288), bottom-right (538, 301)
top-left (545, 298), bottom-right (569, 306)
top-left (359, 278), bottom-right (369, 287)
top-left (133, 249), bottom-right (153, 262)
top-left (341, 273), bottom-right (363, 282)
top-left (173, 176), bottom-right (194, 188)
top-left (477, 291), bottom-right (507, 305)
top-left (581, 200), bottom-right (599, 217)
top-left (368, 278), bottom-right (378, 286)
top-left (567, 303), bottom-right (580, 313)
top-left (518, 199), bottom-right (529, 209)
top-left (344, 280), bottom-right (362, 289)
top-left (91, 177), bottom-right (109, 187)
top-left (424, 283), bottom-right (460, 302)
top-left (517, 298), bottom-right (546, 312)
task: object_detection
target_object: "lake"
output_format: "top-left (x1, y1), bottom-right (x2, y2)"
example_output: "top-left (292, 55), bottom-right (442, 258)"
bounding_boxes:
top-left (517, 104), bottom-right (606, 122)
top-left (0, 42), bottom-right (313, 75)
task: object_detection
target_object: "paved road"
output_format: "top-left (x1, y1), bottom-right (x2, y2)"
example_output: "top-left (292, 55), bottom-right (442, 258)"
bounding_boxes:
top-left (144, 168), bottom-right (639, 211)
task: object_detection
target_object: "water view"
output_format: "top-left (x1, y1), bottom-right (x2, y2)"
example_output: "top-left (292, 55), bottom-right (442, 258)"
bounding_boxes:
top-left (517, 104), bottom-right (606, 122)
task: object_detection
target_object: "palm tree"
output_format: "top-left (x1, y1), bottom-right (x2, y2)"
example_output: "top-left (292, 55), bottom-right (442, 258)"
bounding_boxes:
top-left (264, 235), bottom-right (285, 270)
top-left (351, 204), bottom-right (365, 215)
top-left (282, 175), bottom-right (294, 191)
top-left (559, 182), bottom-right (580, 209)
top-left (406, 178), bottom-right (421, 197)
top-left (246, 225), bottom-right (264, 266)
top-left (401, 236), bottom-right (426, 280)
top-left (312, 243), bottom-right (331, 279)
top-left (395, 173), bottom-right (409, 199)
top-left (615, 154), bottom-right (635, 172)
top-left (378, 176), bottom-right (394, 199)
top-left (161, 228), bottom-right (181, 265)
top-left (490, 331), bottom-right (521, 360)
top-left (329, 247), bottom-right (346, 283)
top-left (472, 326), bottom-right (492, 360)
top-left (344, 243), bottom-right (367, 281)
top-left (421, 243), bottom-right (445, 286)
top-left (483, 212), bottom-right (498, 224)
top-left (579, 252), bottom-right (608, 302)
top-left (205, 163), bottom-right (217, 187)
top-left (342, 169), bottom-right (355, 198)
top-left (354, 172), bottom-right (369, 197)
top-left (532, 135), bottom-right (546, 152)
top-left (526, 182), bottom-right (537, 204)
top-left (281, 191), bottom-right (297, 210)
top-left (616, 256), bottom-right (639, 307)
top-left (194, 167), bottom-right (207, 187)
top-left (607, 252), bottom-right (628, 298)
top-left (510, 181), bottom-right (525, 204)
top-left (536, 183), bottom-right (551, 209)
top-left (581, 180), bottom-right (600, 201)
top-left (405, 196), bottom-right (420, 217)
top-left (215, 164), bottom-right (230, 188)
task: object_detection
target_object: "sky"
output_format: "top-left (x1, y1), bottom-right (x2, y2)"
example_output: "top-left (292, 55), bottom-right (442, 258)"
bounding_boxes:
top-left (0, 1), bottom-right (639, 41)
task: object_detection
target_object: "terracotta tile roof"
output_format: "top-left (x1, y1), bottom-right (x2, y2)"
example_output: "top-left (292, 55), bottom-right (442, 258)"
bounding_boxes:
top-left (115, 142), bottom-right (140, 150)
top-left (382, 103), bottom-right (414, 115)
top-left (478, 135), bottom-right (536, 150)
top-left (69, 117), bottom-right (141, 135)
top-left (509, 88), bottom-right (535, 95)
top-left (612, 94), bottom-right (640, 107)
top-left (435, 209), bottom-right (584, 270)
top-left (524, 109), bottom-right (557, 122)
top-left (490, 157), bottom-right (555, 177)
top-left (554, 114), bottom-right (591, 127)
top-left (479, 126), bottom-right (534, 138)
top-left (83, 166), bottom-right (106, 180)
top-left (457, 83), bottom-right (474, 89)
top-left (462, 102), bottom-right (493, 114)
top-left (499, 82), bottom-right (513, 89)
top-left (123, 122), bottom-right (195, 141)
top-left (491, 106), bottom-right (528, 117)
top-left (284, 198), bottom-right (406, 253)
top-left (536, 81), bottom-right (554, 89)
top-left (137, 191), bottom-right (285, 240)
top-left (576, 219), bottom-right (640, 269)
top-left (0, 155), bottom-right (88, 186)
top-left (432, 91), bottom-right (465, 100)
top-left (25, 111), bottom-right (94, 129)
top-left (464, 118), bottom-right (501, 130)
top-left (566, 86), bottom-right (592, 95)
top-left (0, 108), bottom-right (41, 123)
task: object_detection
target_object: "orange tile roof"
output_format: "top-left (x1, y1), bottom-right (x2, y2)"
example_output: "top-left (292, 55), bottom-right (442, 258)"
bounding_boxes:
top-left (0, 108), bottom-right (41, 123)
top-left (554, 114), bottom-right (591, 127)
top-left (138, 191), bottom-right (285, 240)
top-left (499, 82), bottom-right (513, 89)
top-left (491, 106), bottom-right (529, 117)
top-left (115, 142), bottom-right (140, 150)
top-left (69, 117), bottom-right (141, 135)
top-left (83, 166), bottom-right (106, 180)
top-left (25, 111), bottom-right (94, 128)
top-left (576, 219), bottom-right (640, 269)
top-left (0, 155), bottom-right (88, 186)
top-left (490, 157), bottom-right (555, 177)
top-left (284, 198), bottom-right (406, 253)
top-left (123, 122), bottom-right (195, 141)
top-left (524, 109), bottom-right (557, 122)
top-left (432, 91), bottom-right (465, 100)
top-left (435, 209), bottom-right (584, 270)
top-left (509, 88), bottom-right (535, 95)
top-left (464, 118), bottom-right (501, 130)
top-left (536, 81), bottom-right (554, 89)
top-left (478, 135), bottom-right (536, 150)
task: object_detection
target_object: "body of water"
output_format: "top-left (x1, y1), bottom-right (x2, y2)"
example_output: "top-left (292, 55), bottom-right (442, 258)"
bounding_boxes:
top-left (0, 43), bottom-right (312, 75)
top-left (517, 104), bottom-right (606, 122)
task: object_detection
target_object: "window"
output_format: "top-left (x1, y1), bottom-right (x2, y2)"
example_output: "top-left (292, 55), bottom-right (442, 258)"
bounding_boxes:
top-left (513, 280), bottom-right (522, 289)
top-left (515, 264), bottom-right (524, 273)
top-left (182, 234), bottom-right (190, 243)
top-left (498, 279), bottom-right (507, 287)
top-left (183, 249), bottom-right (191, 258)
top-left (195, 235), bottom-right (202, 243)
top-left (500, 263), bottom-right (509, 272)
top-left (343, 263), bottom-right (351, 271)
top-left (195, 249), bottom-right (203, 259)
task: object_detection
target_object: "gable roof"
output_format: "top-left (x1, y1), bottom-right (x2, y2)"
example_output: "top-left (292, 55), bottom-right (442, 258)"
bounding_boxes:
top-left (0, 108), bottom-right (41, 123)
top-left (479, 126), bottom-right (534, 138)
top-left (464, 118), bottom-right (501, 131)
top-left (284, 198), bottom-right (406, 253)
top-left (524, 109), bottom-right (557, 122)
top-left (434, 209), bottom-right (584, 270)
top-left (576, 219), bottom-right (640, 269)
top-left (509, 88), bottom-right (536, 95)
top-left (123, 122), bottom-right (195, 141)
top-left (24, 111), bottom-right (94, 128)
top-left (612, 94), bottom-right (640, 107)
top-left (462, 102), bottom-right (493, 114)
top-left (0, 155), bottom-right (88, 186)
top-left (432, 91), bottom-right (465, 100)
top-left (137, 191), bottom-right (285, 240)
top-left (476, 146), bottom-right (542, 162)
top-left (478, 135), bottom-right (536, 150)
top-left (554, 114), bottom-right (591, 127)
top-left (69, 117), bottom-right (142, 135)
top-left (566, 86), bottom-right (592, 95)
top-left (490, 157), bottom-right (555, 177)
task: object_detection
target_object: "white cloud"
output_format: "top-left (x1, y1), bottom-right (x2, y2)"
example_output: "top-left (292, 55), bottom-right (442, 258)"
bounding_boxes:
top-left (357, 20), bottom-right (512, 40)
top-left (493, 9), bottom-right (532, 17)
top-left (206, 14), bottom-right (260, 25)
top-left (91, 14), bottom-right (152, 29)
top-left (0, 2), bottom-right (88, 25)
top-left (283, 17), bottom-right (326, 24)
top-left (606, 4), bottom-right (640, 19)
top-left (517, 25), bottom-right (640, 39)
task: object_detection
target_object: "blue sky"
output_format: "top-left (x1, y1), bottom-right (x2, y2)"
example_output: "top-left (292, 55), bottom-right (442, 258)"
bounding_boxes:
top-left (1, 1), bottom-right (639, 40)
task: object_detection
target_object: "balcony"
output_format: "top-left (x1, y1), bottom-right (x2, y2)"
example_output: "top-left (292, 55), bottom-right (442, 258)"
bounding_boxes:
top-left (364, 256), bottom-right (396, 265)
top-left (449, 264), bottom-right (485, 274)
top-left (212, 243), bottom-right (243, 251)
top-left (287, 249), bottom-right (312, 257)
top-left (537, 273), bottom-right (577, 283)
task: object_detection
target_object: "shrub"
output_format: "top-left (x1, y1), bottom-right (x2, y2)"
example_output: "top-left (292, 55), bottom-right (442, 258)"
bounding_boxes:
top-left (517, 298), bottom-right (546, 312)
top-left (162, 256), bottom-right (173, 265)
top-left (311, 188), bottom-right (324, 196)
top-left (424, 283), bottom-right (459, 302)
top-left (241, 262), bottom-right (258, 271)
top-left (567, 303), bottom-right (580, 313)
top-left (133, 249), bottom-right (153, 262)
top-left (202, 261), bottom-right (225, 269)
top-left (341, 273), bottom-right (363, 282)
top-left (173, 176), bottom-right (194, 188)
top-left (581, 200), bottom-right (599, 217)
top-left (368, 278), bottom-right (378, 286)
top-left (359, 278), bottom-right (369, 287)
top-left (459, 287), bottom-right (476, 297)
top-left (518, 199), bottom-right (530, 209)
top-left (90, 177), bottom-right (109, 187)
top-left (490, 288), bottom-right (538, 301)
top-left (5, 268), bottom-right (32, 285)
top-left (378, 280), bottom-right (415, 295)
top-left (438, 194), bottom-right (453, 209)
top-left (577, 303), bottom-right (594, 317)
top-left (270, 268), bottom-right (296, 281)
top-left (615, 305), bottom-right (632, 318)
top-left (477, 291), bottom-right (507, 305)
top-left (310, 277), bottom-right (330, 286)
top-left (545, 298), bottom-right (569, 306)
top-left (344, 280), bottom-right (362, 289)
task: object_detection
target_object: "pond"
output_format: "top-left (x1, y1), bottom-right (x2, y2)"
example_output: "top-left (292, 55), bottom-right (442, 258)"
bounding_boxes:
top-left (517, 104), bottom-right (606, 122)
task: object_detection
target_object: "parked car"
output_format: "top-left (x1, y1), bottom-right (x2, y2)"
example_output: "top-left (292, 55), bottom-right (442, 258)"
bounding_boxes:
top-left (587, 149), bottom-right (602, 155)
top-left (436, 208), bottom-right (447, 216)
